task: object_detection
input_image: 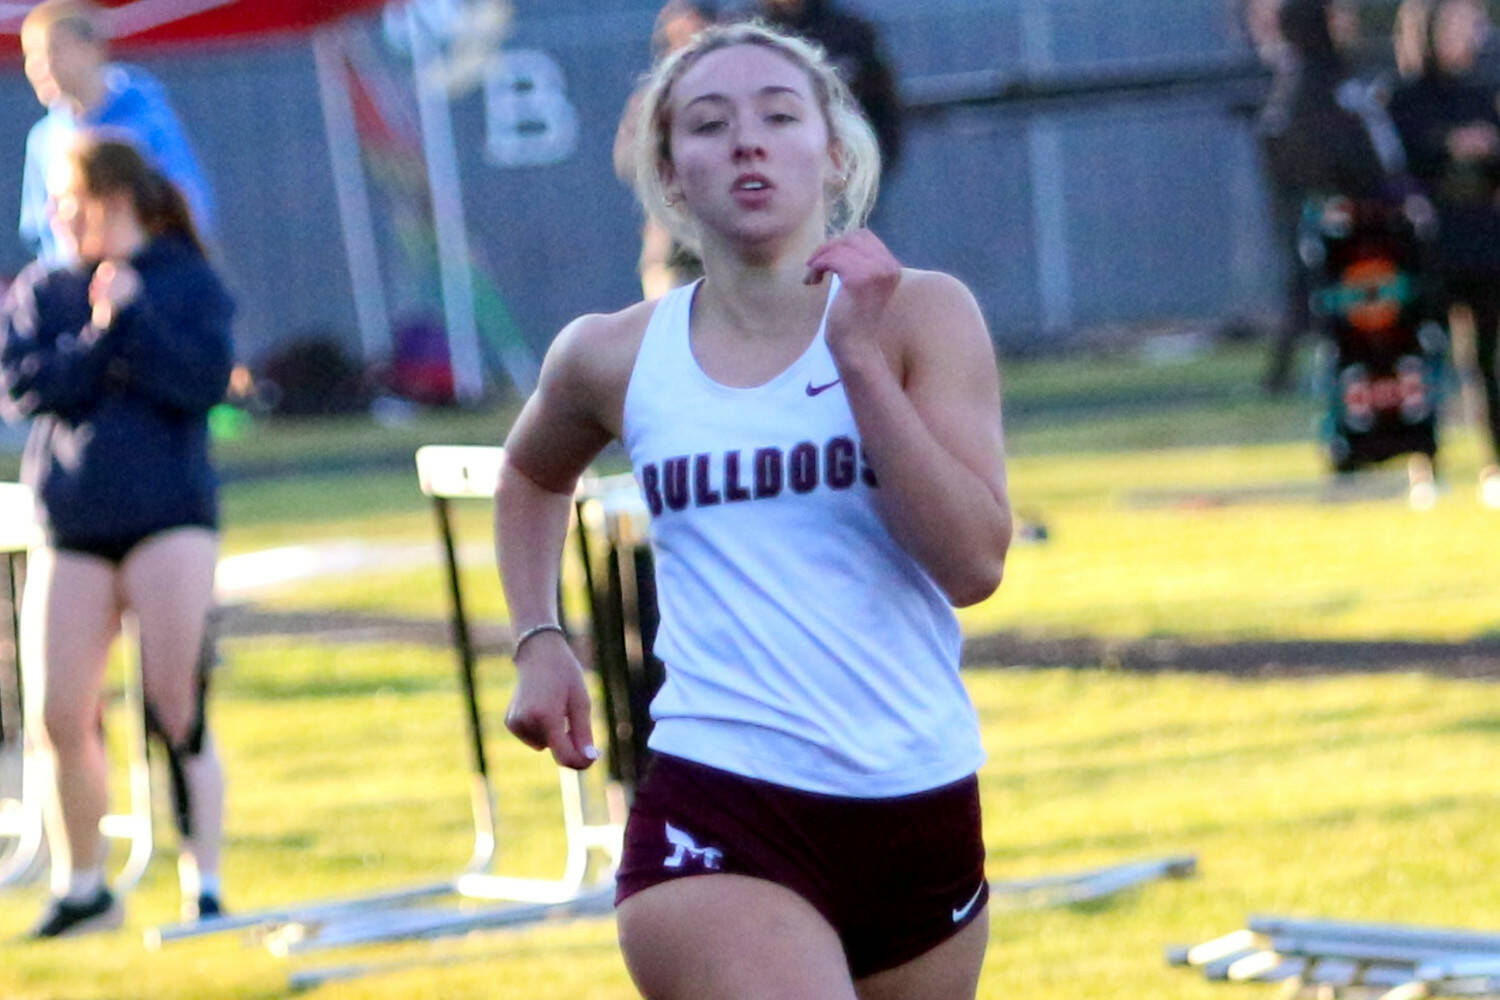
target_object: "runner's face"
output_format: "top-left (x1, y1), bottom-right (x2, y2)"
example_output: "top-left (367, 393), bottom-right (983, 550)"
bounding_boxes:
top-left (662, 44), bottom-right (834, 254)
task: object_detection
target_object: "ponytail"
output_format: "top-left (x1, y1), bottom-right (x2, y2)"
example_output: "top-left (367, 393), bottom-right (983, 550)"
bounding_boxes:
top-left (141, 169), bottom-right (206, 256)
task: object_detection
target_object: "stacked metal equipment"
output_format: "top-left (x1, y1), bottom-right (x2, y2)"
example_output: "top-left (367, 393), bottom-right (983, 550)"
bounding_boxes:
top-left (1169, 916), bottom-right (1500, 999)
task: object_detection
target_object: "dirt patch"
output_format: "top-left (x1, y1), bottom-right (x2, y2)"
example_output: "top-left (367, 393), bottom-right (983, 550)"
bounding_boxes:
top-left (219, 605), bottom-right (1500, 680)
top-left (218, 604), bottom-right (512, 652)
top-left (962, 631), bottom-right (1500, 678)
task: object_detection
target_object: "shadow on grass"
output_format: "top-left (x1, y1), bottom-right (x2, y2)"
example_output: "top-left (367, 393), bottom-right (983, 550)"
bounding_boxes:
top-left (1442, 715), bottom-right (1500, 735)
top-left (963, 631), bottom-right (1500, 678)
top-left (1065, 894), bottom-right (1137, 916)
top-left (222, 674), bottom-right (447, 701)
top-left (219, 606), bottom-right (509, 650)
top-left (981, 725), bottom-right (1426, 800)
top-left (1004, 703), bottom-right (1398, 760)
top-left (228, 832), bottom-right (318, 852)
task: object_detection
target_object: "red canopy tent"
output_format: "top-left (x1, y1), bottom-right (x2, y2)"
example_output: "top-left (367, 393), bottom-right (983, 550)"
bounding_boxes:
top-left (0, 1), bottom-right (390, 53)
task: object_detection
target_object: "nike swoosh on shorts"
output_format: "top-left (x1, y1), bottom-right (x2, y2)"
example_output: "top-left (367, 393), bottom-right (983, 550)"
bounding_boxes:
top-left (952, 881), bottom-right (986, 922)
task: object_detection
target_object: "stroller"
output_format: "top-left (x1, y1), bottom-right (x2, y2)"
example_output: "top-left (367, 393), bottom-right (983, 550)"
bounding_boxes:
top-left (1301, 194), bottom-right (1448, 477)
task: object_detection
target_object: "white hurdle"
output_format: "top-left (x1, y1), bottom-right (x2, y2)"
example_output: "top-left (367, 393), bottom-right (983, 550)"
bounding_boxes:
top-left (147, 446), bottom-right (627, 970)
top-left (0, 481), bottom-right (156, 894)
top-left (0, 482), bottom-right (42, 888)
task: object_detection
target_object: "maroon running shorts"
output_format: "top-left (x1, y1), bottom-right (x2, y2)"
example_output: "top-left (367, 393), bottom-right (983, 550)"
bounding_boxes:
top-left (615, 753), bottom-right (988, 978)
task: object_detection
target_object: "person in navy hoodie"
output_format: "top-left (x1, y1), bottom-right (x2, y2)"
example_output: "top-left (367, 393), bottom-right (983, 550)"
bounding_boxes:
top-left (18, 0), bottom-right (231, 924)
top-left (0, 136), bottom-right (233, 938)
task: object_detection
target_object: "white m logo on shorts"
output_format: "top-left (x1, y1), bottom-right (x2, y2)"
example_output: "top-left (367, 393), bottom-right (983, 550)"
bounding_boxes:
top-left (663, 821), bottom-right (723, 871)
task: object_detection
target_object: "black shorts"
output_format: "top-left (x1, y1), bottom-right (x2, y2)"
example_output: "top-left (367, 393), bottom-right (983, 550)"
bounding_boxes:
top-left (54, 520), bottom-right (216, 566)
top-left (615, 753), bottom-right (988, 978)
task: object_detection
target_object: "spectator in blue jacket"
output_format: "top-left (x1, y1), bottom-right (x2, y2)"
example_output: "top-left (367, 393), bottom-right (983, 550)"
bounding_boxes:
top-left (20, 0), bottom-right (216, 267)
top-left (0, 136), bottom-right (233, 938)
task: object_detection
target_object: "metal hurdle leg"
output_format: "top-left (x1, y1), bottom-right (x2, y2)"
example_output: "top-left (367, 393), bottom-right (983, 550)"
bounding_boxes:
top-left (0, 487), bottom-right (43, 888)
top-left (0, 614), bottom-right (157, 895)
top-left (431, 490), bottom-right (499, 878)
top-left (265, 450), bottom-right (624, 953)
top-left (573, 479), bottom-right (663, 794)
top-left (428, 465), bottom-right (622, 908)
top-left (0, 548), bottom-right (20, 748)
top-left (0, 543), bottom-right (46, 888)
top-left (255, 453), bottom-right (641, 992)
top-left (149, 453), bottom-right (502, 948)
top-left (987, 854), bottom-right (1198, 911)
top-left (101, 617), bottom-right (156, 893)
top-left (154, 447), bottom-right (625, 962)
top-left (0, 485), bottom-right (156, 895)
top-left (4, 610), bottom-right (159, 894)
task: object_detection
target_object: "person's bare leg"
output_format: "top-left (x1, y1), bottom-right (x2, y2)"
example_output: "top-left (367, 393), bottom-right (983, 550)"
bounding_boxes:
top-left (617, 874), bottom-right (858, 1000)
top-left (175, 733), bottom-right (224, 884)
top-left (20, 547), bottom-right (120, 894)
top-left (855, 907), bottom-right (989, 1000)
top-left (119, 528), bottom-right (222, 900)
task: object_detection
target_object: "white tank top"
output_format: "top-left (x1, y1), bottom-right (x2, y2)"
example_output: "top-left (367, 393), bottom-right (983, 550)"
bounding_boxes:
top-left (621, 278), bottom-right (985, 797)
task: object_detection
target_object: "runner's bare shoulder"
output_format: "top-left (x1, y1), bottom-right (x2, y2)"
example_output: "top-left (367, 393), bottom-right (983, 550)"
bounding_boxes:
top-left (540, 297), bottom-right (659, 438)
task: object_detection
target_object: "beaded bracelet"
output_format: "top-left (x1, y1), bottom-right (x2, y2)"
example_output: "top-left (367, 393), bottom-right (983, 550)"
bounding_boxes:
top-left (512, 622), bottom-right (566, 655)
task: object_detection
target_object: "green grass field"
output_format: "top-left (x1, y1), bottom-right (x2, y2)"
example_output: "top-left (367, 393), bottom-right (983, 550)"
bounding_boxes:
top-left (2, 341), bottom-right (1498, 999)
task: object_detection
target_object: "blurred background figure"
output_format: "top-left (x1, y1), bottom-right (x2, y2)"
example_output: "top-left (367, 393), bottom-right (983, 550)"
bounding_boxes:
top-left (17, 0), bottom-right (229, 922)
top-left (614, 0), bottom-right (718, 300)
top-left (1388, 0), bottom-right (1500, 506)
top-left (1255, 0), bottom-right (1406, 395)
top-left (19, 0), bottom-right (215, 267)
top-left (1, 136), bottom-right (233, 937)
top-left (753, 0), bottom-right (903, 181)
top-left (1240, 0), bottom-right (1293, 67)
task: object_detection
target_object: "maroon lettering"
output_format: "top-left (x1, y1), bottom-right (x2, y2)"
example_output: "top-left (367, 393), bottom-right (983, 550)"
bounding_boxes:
top-left (641, 463), bottom-right (663, 516)
top-left (826, 436), bottom-right (856, 489)
top-left (663, 456), bottom-right (690, 511)
top-left (789, 441), bottom-right (819, 494)
top-left (753, 447), bottom-right (783, 499)
top-left (724, 451), bottom-right (751, 502)
top-left (693, 453), bottom-right (721, 506)
top-left (645, 435), bottom-right (877, 515)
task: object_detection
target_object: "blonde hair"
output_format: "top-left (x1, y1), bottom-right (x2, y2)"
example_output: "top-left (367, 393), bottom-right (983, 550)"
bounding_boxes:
top-left (22, 0), bottom-right (107, 44)
top-left (631, 20), bottom-right (881, 256)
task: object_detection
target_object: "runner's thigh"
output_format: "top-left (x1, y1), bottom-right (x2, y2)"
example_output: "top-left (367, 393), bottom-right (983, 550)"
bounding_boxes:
top-left (855, 905), bottom-right (989, 1000)
top-left (617, 873), bottom-right (858, 1000)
